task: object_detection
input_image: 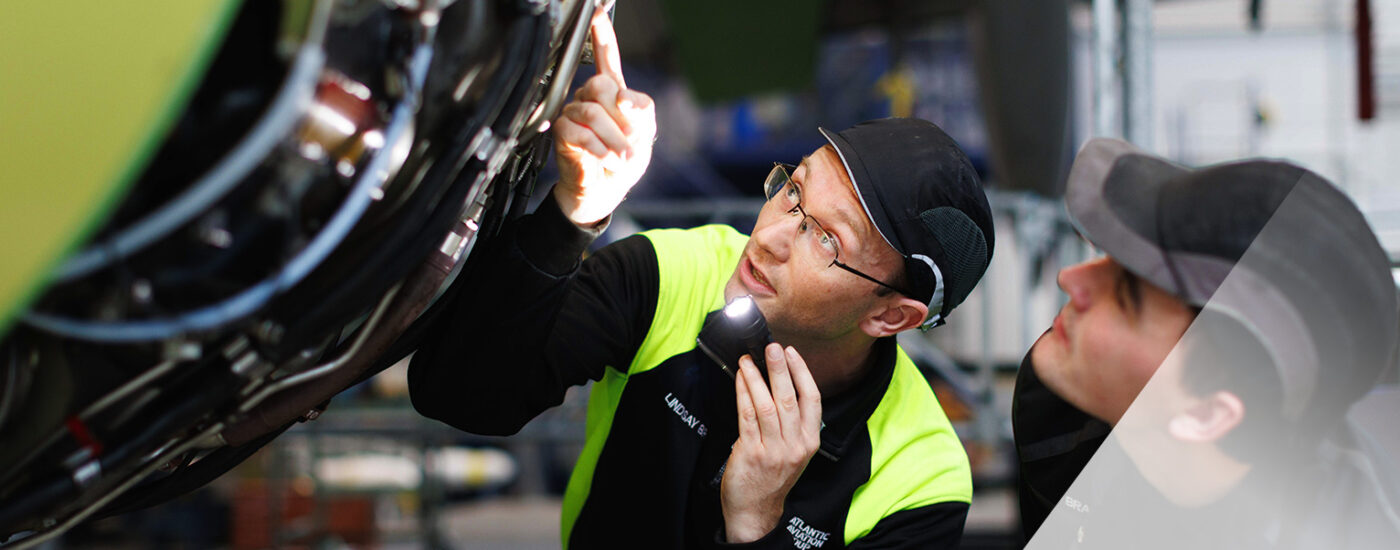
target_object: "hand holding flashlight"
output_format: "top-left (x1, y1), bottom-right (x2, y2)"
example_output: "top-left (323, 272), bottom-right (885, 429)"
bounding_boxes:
top-left (721, 343), bottom-right (823, 543)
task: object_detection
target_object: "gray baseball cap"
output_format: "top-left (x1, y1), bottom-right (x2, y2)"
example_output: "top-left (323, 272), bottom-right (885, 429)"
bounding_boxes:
top-left (1065, 138), bottom-right (1399, 420)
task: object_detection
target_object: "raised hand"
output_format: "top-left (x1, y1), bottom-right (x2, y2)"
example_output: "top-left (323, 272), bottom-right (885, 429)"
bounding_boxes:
top-left (721, 343), bottom-right (823, 543)
top-left (550, 8), bottom-right (656, 227)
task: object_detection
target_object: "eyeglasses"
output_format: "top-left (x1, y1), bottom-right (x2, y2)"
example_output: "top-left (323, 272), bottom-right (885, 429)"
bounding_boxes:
top-left (763, 163), bottom-right (912, 297)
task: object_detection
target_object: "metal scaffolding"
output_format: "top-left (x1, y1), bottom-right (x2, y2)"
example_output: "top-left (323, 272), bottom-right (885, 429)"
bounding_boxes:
top-left (1093, 0), bottom-right (1155, 148)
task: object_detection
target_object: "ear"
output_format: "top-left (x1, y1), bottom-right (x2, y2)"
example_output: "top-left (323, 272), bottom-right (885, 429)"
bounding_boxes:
top-left (1167, 391), bottom-right (1245, 443)
top-left (859, 295), bottom-right (929, 338)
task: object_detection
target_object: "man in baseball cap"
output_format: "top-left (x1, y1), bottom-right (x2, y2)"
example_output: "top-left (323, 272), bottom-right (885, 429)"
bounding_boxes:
top-left (1012, 138), bottom-right (1400, 548)
top-left (410, 12), bottom-right (998, 546)
top-left (815, 118), bottom-right (995, 330)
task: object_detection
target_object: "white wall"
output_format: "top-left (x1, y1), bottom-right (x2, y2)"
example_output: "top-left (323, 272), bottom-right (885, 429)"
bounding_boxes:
top-left (931, 0), bottom-right (1400, 365)
top-left (1150, 0), bottom-right (1400, 255)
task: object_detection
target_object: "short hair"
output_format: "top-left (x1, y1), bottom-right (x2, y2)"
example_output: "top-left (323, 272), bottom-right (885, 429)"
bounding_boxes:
top-left (873, 269), bottom-right (910, 298)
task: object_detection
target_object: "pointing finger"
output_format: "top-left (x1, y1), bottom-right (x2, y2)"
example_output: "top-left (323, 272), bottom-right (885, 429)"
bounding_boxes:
top-left (589, 7), bottom-right (626, 90)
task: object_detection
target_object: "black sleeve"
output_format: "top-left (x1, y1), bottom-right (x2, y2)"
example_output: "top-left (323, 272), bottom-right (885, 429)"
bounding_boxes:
top-left (1011, 352), bottom-right (1109, 537)
top-left (407, 191), bottom-right (659, 435)
top-left (847, 502), bottom-right (969, 549)
top-left (708, 502), bottom-right (968, 549)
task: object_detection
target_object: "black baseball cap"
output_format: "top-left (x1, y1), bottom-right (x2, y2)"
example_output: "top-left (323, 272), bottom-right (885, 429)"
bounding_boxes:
top-left (818, 118), bottom-right (995, 329)
top-left (1065, 138), bottom-right (1399, 419)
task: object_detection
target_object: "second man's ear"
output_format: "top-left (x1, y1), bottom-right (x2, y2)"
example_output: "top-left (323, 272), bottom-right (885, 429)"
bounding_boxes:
top-left (1167, 391), bottom-right (1245, 443)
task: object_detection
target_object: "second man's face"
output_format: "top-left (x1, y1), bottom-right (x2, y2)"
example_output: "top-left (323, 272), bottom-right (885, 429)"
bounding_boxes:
top-left (1029, 256), bottom-right (1196, 425)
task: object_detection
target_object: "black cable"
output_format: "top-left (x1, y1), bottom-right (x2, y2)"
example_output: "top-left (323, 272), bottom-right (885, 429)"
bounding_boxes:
top-left (0, 361), bottom-right (240, 533)
top-left (488, 9), bottom-right (553, 138)
top-left (267, 10), bottom-right (547, 359)
top-left (357, 130), bottom-right (554, 381)
top-left (91, 420), bottom-right (294, 519)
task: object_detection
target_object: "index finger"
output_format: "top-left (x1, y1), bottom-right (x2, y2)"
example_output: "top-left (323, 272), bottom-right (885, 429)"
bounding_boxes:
top-left (589, 6), bottom-right (626, 89)
top-left (763, 343), bottom-right (801, 438)
top-left (734, 362), bottom-right (761, 445)
top-left (785, 347), bottom-right (822, 436)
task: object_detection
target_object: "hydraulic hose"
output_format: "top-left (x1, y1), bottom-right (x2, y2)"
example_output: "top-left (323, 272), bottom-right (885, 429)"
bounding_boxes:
top-left (22, 41), bottom-right (434, 343)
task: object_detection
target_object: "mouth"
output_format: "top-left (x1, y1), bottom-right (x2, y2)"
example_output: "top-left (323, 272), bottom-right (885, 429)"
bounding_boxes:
top-left (739, 256), bottom-right (776, 296)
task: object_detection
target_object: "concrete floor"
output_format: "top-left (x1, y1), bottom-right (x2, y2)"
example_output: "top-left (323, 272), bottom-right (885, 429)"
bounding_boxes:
top-left (439, 497), bottom-right (561, 550)
top-left (434, 488), bottom-right (1019, 550)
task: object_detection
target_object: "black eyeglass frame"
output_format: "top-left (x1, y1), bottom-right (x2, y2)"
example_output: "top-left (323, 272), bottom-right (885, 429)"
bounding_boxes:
top-left (764, 162), bottom-right (916, 299)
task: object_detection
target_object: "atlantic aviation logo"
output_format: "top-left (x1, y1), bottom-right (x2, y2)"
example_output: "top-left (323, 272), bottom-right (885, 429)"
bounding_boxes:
top-left (786, 516), bottom-right (831, 549)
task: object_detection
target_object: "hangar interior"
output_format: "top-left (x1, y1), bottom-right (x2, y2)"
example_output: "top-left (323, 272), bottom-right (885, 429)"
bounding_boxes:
top-left (1, 0), bottom-right (1398, 548)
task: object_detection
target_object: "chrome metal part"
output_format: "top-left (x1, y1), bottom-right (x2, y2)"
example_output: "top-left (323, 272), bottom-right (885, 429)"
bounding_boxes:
top-left (237, 283), bottom-right (402, 413)
top-left (438, 221), bottom-right (469, 260)
top-left (519, 0), bottom-right (598, 142)
top-left (468, 127), bottom-right (498, 162)
top-left (79, 360), bottom-right (178, 421)
top-left (229, 352), bottom-right (261, 378)
top-left (69, 461), bottom-right (100, 489)
top-left (160, 340), bottom-right (202, 362)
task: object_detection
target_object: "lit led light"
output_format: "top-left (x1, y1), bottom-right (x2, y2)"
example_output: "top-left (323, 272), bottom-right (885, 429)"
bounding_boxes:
top-left (724, 295), bottom-right (755, 319)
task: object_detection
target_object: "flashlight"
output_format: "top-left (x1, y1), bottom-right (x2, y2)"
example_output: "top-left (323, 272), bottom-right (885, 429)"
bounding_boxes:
top-left (724, 296), bottom-right (772, 370)
top-left (697, 295), bottom-right (773, 378)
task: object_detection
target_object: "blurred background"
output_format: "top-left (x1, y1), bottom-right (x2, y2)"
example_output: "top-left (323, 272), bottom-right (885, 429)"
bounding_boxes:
top-left (4, 0), bottom-right (1399, 548)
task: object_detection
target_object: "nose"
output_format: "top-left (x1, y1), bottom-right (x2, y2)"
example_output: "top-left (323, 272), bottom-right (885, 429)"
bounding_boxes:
top-left (750, 207), bottom-right (798, 263)
top-left (1057, 256), bottom-right (1113, 311)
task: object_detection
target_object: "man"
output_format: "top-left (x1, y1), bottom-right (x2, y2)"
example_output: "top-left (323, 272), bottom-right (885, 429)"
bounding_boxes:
top-left (408, 12), bottom-right (995, 549)
top-left (1013, 138), bottom-right (1400, 548)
